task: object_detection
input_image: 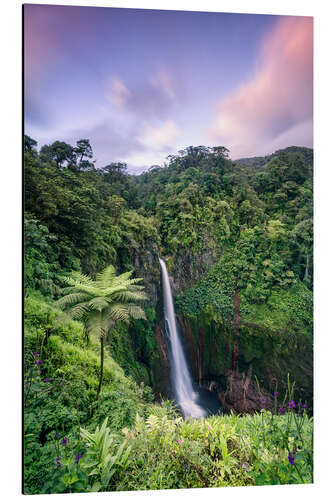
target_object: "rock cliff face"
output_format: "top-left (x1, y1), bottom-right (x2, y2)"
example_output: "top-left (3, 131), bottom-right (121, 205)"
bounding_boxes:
top-left (171, 313), bottom-right (313, 412)
top-left (132, 239), bottom-right (161, 307)
top-left (164, 249), bottom-right (221, 294)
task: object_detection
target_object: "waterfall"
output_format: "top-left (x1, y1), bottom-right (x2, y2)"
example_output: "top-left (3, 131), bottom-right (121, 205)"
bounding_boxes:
top-left (159, 258), bottom-right (206, 418)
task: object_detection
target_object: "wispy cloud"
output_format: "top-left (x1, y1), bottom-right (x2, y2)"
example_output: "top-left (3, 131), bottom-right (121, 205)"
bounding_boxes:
top-left (104, 67), bottom-right (178, 121)
top-left (136, 120), bottom-right (179, 152)
top-left (102, 69), bottom-right (180, 170)
top-left (208, 16), bottom-right (313, 158)
top-left (106, 78), bottom-right (132, 109)
top-left (150, 67), bottom-right (177, 101)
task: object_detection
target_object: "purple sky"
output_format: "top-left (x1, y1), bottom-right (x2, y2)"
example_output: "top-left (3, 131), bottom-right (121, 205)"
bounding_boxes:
top-left (24, 4), bottom-right (313, 173)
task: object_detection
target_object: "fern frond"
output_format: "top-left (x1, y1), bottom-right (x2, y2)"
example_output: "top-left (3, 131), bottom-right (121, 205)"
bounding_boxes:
top-left (65, 302), bottom-right (91, 320)
top-left (103, 280), bottom-right (144, 297)
top-left (88, 297), bottom-right (110, 312)
top-left (71, 271), bottom-right (95, 285)
top-left (85, 312), bottom-right (105, 339)
top-left (126, 304), bottom-right (146, 320)
top-left (59, 286), bottom-right (82, 295)
top-left (108, 271), bottom-right (133, 286)
top-left (95, 265), bottom-right (116, 287)
top-left (112, 291), bottom-right (147, 302)
top-left (69, 283), bottom-right (105, 297)
top-left (125, 283), bottom-right (145, 291)
top-left (61, 272), bottom-right (94, 287)
top-left (56, 292), bottom-right (92, 310)
top-left (105, 304), bottom-right (130, 324)
top-left (57, 263), bottom-right (147, 344)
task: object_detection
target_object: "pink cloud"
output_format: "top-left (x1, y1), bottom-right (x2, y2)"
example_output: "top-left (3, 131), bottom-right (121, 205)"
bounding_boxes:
top-left (150, 67), bottom-right (177, 101)
top-left (105, 78), bottom-right (132, 109)
top-left (24, 6), bottom-right (70, 83)
top-left (209, 16), bottom-right (313, 158)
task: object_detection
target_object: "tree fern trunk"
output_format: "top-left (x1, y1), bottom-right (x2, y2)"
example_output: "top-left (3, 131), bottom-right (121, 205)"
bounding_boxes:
top-left (96, 336), bottom-right (104, 400)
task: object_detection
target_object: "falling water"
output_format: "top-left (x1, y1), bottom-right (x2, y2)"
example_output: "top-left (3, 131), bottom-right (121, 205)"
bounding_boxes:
top-left (159, 258), bottom-right (206, 418)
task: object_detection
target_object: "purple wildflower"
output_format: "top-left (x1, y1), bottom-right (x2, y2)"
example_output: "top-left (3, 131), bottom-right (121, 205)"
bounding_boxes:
top-left (54, 432), bottom-right (59, 439)
top-left (288, 452), bottom-right (296, 466)
top-left (303, 404), bottom-right (308, 409)
top-left (36, 359), bottom-right (42, 366)
top-left (75, 453), bottom-right (83, 464)
top-left (55, 457), bottom-right (61, 469)
top-left (278, 406), bottom-right (284, 414)
top-left (288, 400), bottom-right (296, 409)
top-left (61, 437), bottom-right (68, 446)
top-left (274, 392), bottom-right (278, 398)
top-left (298, 402), bottom-right (303, 408)
top-left (33, 351), bottom-right (38, 358)
top-left (44, 378), bottom-right (51, 383)
top-left (177, 439), bottom-right (181, 444)
top-left (242, 462), bottom-right (250, 472)
top-left (260, 397), bottom-right (266, 403)
top-left (40, 370), bottom-right (42, 375)
top-left (260, 405), bottom-right (265, 410)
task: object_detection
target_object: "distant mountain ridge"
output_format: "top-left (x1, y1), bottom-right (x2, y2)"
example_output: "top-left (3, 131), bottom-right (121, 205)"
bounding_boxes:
top-left (234, 146), bottom-right (313, 169)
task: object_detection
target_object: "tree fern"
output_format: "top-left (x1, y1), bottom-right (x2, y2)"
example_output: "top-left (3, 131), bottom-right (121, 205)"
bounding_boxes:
top-left (56, 265), bottom-right (147, 399)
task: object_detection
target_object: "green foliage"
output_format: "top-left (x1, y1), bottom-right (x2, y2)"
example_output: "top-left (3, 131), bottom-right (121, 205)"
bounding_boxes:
top-left (24, 294), bottom-right (153, 494)
top-left (24, 214), bottom-right (67, 296)
top-left (79, 417), bottom-right (132, 491)
top-left (55, 264), bottom-right (147, 398)
top-left (24, 138), bottom-right (313, 492)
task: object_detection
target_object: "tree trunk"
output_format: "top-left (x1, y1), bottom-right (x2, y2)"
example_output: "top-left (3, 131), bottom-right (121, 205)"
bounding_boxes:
top-left (232, 288), bottom-right (240, 373)
top-left (96, 336), bottom-right (104, 400)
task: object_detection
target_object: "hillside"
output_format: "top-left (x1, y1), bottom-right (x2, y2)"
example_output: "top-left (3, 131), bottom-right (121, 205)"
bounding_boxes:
top-left (24, 138), bottom-right (313, 491)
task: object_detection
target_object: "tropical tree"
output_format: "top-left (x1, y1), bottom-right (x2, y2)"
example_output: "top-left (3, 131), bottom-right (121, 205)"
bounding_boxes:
top-left (40, 141), bottom-right (76, 168)
top-left (24, 134), bottom-right (37, 153)
top-left (74, 139), bottom-right (95, 170)
top-left (56, 265), bottom-right (147, 399)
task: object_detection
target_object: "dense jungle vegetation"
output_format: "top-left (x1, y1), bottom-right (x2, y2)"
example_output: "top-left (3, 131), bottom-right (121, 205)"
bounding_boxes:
top-left (24, 136), bottom-right (313, 493)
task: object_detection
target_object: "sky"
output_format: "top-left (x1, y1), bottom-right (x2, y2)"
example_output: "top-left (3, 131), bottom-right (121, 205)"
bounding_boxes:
top-left (24, 4), bottom-right (313, 173)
